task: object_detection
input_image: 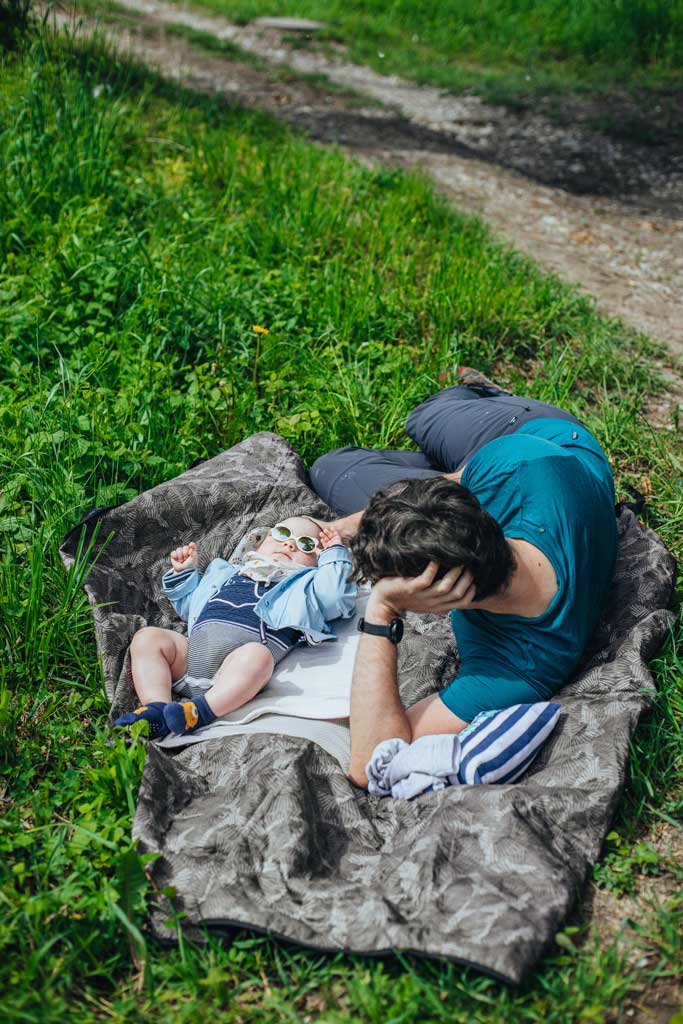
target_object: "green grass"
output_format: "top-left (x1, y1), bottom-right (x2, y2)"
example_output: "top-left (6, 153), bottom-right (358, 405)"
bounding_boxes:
top-left (186, 0), bottom-right (683, 102)
top-left (1, 24), bottom-right (682, 1023)
top-left (0, 0), bottom-right (31, 50)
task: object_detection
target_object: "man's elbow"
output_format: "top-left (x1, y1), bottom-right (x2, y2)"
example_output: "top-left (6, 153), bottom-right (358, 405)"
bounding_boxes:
top-left (347, 761), bottom-right (369, 789)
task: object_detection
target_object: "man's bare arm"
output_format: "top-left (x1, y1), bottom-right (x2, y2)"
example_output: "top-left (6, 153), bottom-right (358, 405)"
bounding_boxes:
top-left (325, 509), bottom-right (364, 544)
top-left (348, 597), bottom-right (411, 787)
top-left (347, 562), bottom-right (477, 787)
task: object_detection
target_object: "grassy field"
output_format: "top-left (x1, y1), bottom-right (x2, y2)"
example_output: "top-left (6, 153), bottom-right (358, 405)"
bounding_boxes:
top-left (188, 0), bottom-right (683, 102)
top-left (1, 21), bottom-right (682, 1024)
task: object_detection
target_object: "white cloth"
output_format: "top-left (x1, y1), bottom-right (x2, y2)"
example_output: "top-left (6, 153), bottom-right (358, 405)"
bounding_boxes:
top-left (238, 552), bottom-right (304, 585)
top-left (366, 734), bottom-right (461, 800)
top-left (160, 714), bottom-right (351, 771)
top-left (158, 589), bottom-right (370, 766)
top-left (229, 525), bottom-right (271, 565)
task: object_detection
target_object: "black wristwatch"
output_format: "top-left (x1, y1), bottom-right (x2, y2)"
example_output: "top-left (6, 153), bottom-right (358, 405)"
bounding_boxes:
top-left (357, 616), bottom-right (404, 644)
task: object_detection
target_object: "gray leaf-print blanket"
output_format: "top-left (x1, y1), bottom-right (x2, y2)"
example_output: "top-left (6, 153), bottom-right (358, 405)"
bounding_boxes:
top-left (59, 432), bottom-right (676, 984)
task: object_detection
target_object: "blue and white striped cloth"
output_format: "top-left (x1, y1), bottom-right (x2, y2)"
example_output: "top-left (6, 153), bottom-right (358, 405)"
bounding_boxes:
top-left (366, 702), bottom-right (561, 800)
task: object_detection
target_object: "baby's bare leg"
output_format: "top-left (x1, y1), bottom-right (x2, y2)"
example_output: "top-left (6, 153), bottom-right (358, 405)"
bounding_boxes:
top-left (130, 626), bottom-right (188, 703)
top-left (204, 642), bottom-right (275, 717)
top-left (163, 642), bottom-right (275, 735)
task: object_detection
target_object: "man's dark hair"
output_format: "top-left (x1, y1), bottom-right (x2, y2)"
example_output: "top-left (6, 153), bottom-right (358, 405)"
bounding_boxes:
top-left (350, 477), bottom-right (515, 601)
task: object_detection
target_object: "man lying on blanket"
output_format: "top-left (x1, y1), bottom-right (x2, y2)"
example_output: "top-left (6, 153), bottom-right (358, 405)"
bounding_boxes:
top-left (311, 369), bottom-right (617, 788)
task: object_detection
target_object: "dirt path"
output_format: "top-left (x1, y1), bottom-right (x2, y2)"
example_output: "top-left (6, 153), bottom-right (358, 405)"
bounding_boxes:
top-left (72, 0), bottom-right (683, 366)
top-left (45, 6), bottom-right (683, 1014)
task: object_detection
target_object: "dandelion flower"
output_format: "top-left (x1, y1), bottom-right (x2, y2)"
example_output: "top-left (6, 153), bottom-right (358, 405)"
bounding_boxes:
top-left (252, 324), bottom-right (269, 335)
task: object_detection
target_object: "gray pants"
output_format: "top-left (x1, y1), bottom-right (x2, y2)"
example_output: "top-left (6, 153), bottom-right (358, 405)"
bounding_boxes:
top-left (309, 385), bottom-right (581, 515)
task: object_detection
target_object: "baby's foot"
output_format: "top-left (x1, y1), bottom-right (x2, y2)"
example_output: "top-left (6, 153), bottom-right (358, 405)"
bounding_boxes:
top-left (163, 694), bottom-right (217, 735)
top-left (114, 702), bottom-right (170, 740)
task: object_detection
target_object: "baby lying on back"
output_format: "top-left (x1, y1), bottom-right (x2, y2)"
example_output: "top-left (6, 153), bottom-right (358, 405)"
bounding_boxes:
top-left (115, 516), bottom-right (356, 739)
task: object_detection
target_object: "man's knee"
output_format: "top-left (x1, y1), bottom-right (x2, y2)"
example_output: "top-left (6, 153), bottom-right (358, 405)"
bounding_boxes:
top-left (309, 447), bottom-right (358, 495)
top-left (310, 446), bottom-right (374, 514)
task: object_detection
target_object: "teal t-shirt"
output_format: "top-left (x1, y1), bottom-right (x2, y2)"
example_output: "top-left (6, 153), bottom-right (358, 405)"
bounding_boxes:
top-left (440, 419), bottom-right (618, 722)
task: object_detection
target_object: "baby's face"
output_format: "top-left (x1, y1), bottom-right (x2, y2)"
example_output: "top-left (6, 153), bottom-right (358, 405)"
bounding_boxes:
top-left (256, 516), bottom-right (322, 568)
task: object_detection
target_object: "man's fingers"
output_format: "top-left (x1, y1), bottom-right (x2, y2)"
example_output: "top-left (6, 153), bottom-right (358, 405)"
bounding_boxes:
top-left (436, 564), bottom-right (465, 594)
top-left (372, 562), bottom-right (474, 616)
top-left (437, 580), bottom-right (477, 613)
top-left (432, 590), bottom-right (474, 615)
top-left (455, 580), bottom-right (477, 607)
top-left (414, 560), bottom-right (440, 589)
top-left (432, 566), bottom-right (475, 602)
top-left (452, 569), bottom-right (475, 602)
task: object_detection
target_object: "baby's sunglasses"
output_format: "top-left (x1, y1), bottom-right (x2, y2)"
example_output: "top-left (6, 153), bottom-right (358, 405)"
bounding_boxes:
top-left (270, 523), bottom-right (321, 554)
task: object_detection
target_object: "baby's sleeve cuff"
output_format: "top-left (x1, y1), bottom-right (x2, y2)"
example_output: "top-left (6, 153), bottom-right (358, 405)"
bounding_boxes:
top-left (162, 567), bottom-right (199, 595)
top-left (318, 544), bottom-right (351, 566)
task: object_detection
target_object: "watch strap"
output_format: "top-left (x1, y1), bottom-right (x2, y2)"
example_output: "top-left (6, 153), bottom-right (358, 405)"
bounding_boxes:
top-left (357, 616), bottom-right (404, 644)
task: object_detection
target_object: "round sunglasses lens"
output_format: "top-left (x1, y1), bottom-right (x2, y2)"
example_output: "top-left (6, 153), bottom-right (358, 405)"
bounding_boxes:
top-left (272, 525), bottom-right (291, 541)
top-left (298, 537), bottom-right (316, 553)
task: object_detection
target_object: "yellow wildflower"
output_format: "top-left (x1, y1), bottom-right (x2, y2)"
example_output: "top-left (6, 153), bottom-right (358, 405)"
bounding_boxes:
top-left (252, 324), bottom-right (269, 335)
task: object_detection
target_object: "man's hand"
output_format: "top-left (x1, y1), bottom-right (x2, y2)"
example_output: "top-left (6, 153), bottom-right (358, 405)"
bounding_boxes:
top-left (320, 510), bottom-right (364, 544)
top-left (170, 542), bottom-right (198, 573)
top-left (319, 527), bottom-right (344, 550)
top-left (369, 561), bottom-right (477, 618)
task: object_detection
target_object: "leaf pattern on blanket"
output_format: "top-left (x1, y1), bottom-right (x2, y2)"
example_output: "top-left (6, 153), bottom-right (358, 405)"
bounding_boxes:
top-left (59, 432), bottom-right (676, 984)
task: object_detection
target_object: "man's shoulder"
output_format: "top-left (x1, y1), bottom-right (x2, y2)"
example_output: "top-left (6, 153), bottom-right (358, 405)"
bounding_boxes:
top-left (465, 424), bottom-right (611, 492)
top-left (463, 432), bottom-right (566, 491)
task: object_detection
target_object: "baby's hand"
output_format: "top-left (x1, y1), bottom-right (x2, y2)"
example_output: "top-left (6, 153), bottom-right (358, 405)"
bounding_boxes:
top-left (170, 542), bottom-right (198, 572)
top-left (320, 527), bottom-right (343, 550)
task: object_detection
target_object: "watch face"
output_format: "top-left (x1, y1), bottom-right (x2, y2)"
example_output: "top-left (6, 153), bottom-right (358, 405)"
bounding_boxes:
top-left (390, 618), bottom-right (404, 643)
